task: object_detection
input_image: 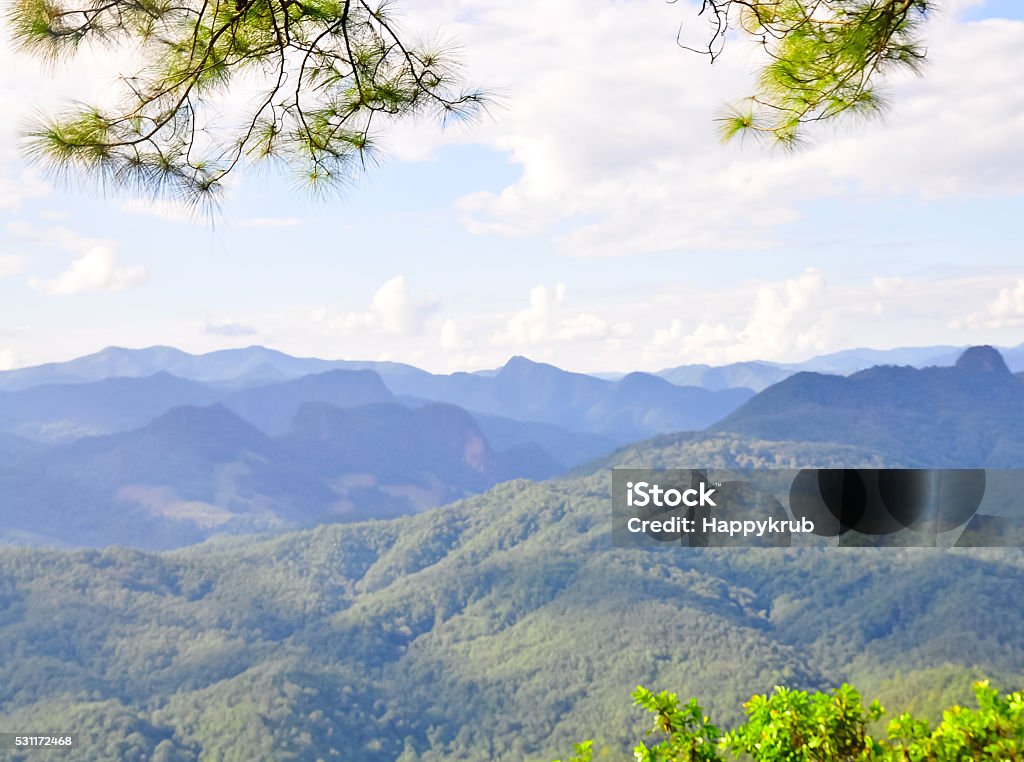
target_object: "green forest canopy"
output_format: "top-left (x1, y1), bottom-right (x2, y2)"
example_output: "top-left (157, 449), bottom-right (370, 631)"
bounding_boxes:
top-left (1, 431), bottom-right (1022, 760)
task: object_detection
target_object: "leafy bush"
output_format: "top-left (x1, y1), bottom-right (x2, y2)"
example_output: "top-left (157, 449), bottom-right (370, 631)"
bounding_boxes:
top-left (559, 682), bottom-right (1023, 761)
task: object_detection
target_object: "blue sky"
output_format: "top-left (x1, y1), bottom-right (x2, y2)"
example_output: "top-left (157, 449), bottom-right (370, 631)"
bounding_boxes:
top-left (1, 0), bottom-right (1023, 373)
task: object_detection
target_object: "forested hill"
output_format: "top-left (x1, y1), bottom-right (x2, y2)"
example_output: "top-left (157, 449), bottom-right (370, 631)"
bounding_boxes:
top-left (714, 346), bottom-right (1024, 466)
top-left (0, 434), bottom-right (1020, 761)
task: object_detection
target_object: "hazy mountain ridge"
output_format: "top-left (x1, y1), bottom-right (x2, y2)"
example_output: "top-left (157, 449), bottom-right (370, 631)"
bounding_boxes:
top-left (381, 356), bottom-right (756, 442)
top-left (654, 361), bottom-right (794, 392)
top-left (7, 341), bottom-right (1023, 394)
top-left (5, 341), bottom-right (1021, 451)
top-left (0, 401), bottom-right (561, 549)
top-left (5, 354), bottom-right (744, 548)
top-left (715, 345), bottom-right (1024, 467)
top-left (4, 345), bottom-right (1024, 549)
top-left (0, 353), bottom-right (755, 446)
top-left (651, 344), bottom-right (1024, 391)
top-left (467, 413), bottom-right (617, 469)
top-left (221, 369), bottom-right (394, 434)
top-left (0, 369), bottom-right (401, 443)
top-left (0, 365), bottom-right (610, 480)
top-left (0, 345), bottom-right (428, 391)
top-left (0, 372), bottom-right (223, 441)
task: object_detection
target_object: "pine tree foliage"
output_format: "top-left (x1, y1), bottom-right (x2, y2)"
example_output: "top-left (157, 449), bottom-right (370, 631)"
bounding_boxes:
top-left (8, 0), bottom-right (938, 203)
top-left (687, 0), bottom-right (932, 146)
top-left (8, 0), bottom-right (486, 206)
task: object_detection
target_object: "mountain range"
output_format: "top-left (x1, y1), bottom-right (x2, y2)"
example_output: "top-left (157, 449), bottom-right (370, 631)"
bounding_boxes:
top-left (0, 350), bottom-right (757, 548)
top-left (0, 356), bottom-right (753, 445)
top-left (3, 341), bottom-right (1024, 394)
top-left (0, 345), bottom-right (430, 392)
top-left (612, 344), bottom-right (1024, 390)
top-left (389, 357), bottom-right (754, 441)
top-left (3, 344), bottom-right (1024, 549)
top-left (715, 345), bottom-right (1024, 467)
top-left (0, 400), bottom-right (562, 549)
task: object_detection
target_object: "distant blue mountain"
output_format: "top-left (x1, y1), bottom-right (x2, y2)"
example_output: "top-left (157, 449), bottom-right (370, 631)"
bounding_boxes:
top-left (0, 432), bottom-right (43, 459)
top-left (0, 362), bottom-right (623, 469)
top-left (0, 369), bottom-right (399, 442)
top-left (5, 342), bottom-right (1023, 453)
top-left (581, 371), bottom-right (753, 441)
top-left (382, 356), bottom-right (754, 442)
top-left (468, 413), bottom-right (616, 468)
top-left (654, 361), bottom-right (793, 392)
top-left (222, 370), bottom-right (394, 434)
top-left (0, 349), bottom-right (763, 548)
top-left (655, 344), bottom-right (1024, 391)
top-left (0, 345), bottom-right (429, 391)
top-left (715, 346), bottom-right (1024, 467)
top-left (1, 400), bottom-right (561, 549)
top-left (4, 341), bottom-right (1021, 396)
top-left (280, 401), bottom-right (557, 489)
top-left (781, 345), bottom-right (966, 374)
top-left (5, 342), bottom-right (1024, 548)
top-left (0, 372), bottom-right (221, 441)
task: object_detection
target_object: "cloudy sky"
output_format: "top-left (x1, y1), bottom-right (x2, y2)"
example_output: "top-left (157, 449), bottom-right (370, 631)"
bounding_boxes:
top-left (1, 0), bottom-right (1022, 373)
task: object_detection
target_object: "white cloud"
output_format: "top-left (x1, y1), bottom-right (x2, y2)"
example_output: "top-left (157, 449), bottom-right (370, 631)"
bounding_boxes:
top-left (639, 270), bottom-right (1024, 367)
top-left (4, 0), bottom-right (1018, 262)
top-left (120, 198), bottom-right (201, 224)
top-left (490, 282), bottom-right (566, 346)
top-left (7, 222), bottom-right (111, 254)
top-left (237, 217), bottom-right (303, 229)
top-left (440, 318), bottom-right (467, 350)
top-left (383, 2), bottom-right (1024, 257)
top-left (963, 279), bottom-right (1024, 329)
top-left (6, 268), bottom-right (1024, 375)
top-left (555, 313), bottom-right (609, 341)
top-left (873, 276), bottom-right (906, 295)
top-left (435, 270), bottom-right (1024, 370)
top-left (0, 348), bottom-right (16, 371)
top-left (489, 282), bottom-right (628, 348)
top-left (740, 269), bottom-right (831, 356)
top-left (987, 280), bottom-right (1024, 326)
top-left (329, 276), bottom-right (438, 336)
top-left (0, 169), bottom-right (48, 211)
top-left (204, 318), bottom-right (259, 337)
top-left (0, 255), bottom-right (25, 277)
top-left (9, 222), bottom-right (148, 296)
top-left (641, 270), bottom-right (835, 366)
top-left (30, 245), bottom-right (148, 295)
top-left (0, 324), bottom-right (30, 338)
